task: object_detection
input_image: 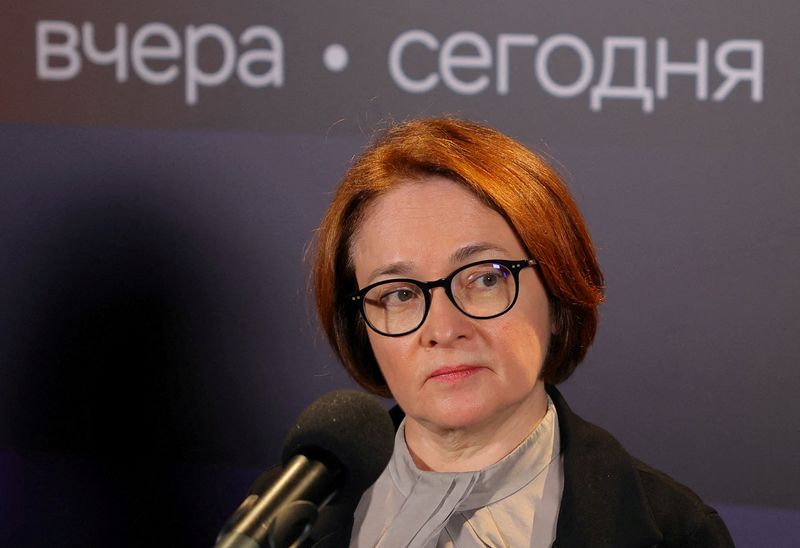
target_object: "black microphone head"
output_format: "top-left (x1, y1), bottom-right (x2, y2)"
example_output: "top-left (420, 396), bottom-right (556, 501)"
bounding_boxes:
top-left (282, 390), bottom-right (394, 503)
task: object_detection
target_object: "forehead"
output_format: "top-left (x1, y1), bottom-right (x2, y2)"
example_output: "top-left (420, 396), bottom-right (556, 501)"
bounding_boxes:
top-left (351, 176), bottom-right (526, 279)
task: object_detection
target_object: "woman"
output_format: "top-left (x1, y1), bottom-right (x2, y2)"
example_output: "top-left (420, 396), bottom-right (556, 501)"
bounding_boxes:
top-left (312, 118), bottom-right (734, 547)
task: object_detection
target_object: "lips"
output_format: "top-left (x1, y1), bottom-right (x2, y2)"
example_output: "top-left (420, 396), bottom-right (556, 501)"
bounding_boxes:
top-left (428, 365), bottom-right (482, 381)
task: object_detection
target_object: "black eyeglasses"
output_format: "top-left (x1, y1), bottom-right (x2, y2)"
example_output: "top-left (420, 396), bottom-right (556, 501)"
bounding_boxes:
top-left (349, 258), bottom-right (537, 337)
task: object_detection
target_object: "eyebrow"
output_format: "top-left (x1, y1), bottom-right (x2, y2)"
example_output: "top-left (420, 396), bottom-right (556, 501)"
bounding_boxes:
top-left (365, 261), bottom-right (416, 284)
top-left (449, 242), bottom-right (509, 264)
top-left (365, 242), bottom-right (510, 285)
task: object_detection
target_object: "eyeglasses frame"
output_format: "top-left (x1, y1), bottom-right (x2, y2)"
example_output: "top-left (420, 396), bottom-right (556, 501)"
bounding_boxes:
top-left (349, 258), bottom-right (538, 337)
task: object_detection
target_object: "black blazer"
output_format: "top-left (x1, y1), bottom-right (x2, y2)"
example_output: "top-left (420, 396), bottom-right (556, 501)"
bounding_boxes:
top-left (544, 385), bottom-right (734, 547)
top-left (303, 385), bottom-right (736, 547)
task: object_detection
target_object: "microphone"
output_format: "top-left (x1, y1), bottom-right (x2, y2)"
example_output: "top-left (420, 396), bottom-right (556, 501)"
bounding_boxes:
top-left (215, 390), bottom-right (395, 548)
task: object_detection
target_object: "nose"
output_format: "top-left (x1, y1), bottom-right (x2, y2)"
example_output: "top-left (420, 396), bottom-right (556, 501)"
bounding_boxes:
top-left (418, 287), bottom-right (474, 347)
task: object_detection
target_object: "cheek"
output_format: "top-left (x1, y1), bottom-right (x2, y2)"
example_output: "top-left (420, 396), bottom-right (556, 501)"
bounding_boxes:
top-left (499, 322), bottom-right (549, 353)
top-left (366, 331), bottom-right (406, 386)
top-left (515, 287), bottom-right (553, 346)
top-left (487, 314), bottom-right (551, 377)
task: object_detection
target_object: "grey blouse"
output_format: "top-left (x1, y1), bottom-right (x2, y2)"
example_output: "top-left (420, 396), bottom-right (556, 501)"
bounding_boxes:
top-left (350, 396), bottom-right (563, 547)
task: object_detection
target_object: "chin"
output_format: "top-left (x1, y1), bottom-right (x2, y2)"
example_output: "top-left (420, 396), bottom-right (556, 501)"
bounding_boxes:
top-left (420, 399), bottom-right (498, 432)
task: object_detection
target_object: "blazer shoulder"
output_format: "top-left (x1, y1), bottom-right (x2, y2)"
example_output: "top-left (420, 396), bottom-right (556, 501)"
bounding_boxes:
top-left (633, 459), bottom-right (736, 547)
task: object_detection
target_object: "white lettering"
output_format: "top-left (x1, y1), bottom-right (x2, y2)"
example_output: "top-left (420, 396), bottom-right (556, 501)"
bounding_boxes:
top-left (591, 37), bottom-right (654, 112)
top-left (36, 20), bottom-right (81, 80)
top-left (82, 23), bottom-right (128, 82)
top-left (185, 24), bottom-right (236, 105)
top-left (656, 38), bottom-right (708, 100)
top-left (439, 31), bottom-right (492, 95)
top-left (131, 23), bottom-right (181, 85)
top-left (236, 26), bottom-right (284, 88)
top-left (712, 40), bottom-right (763, 102)
top-left (39, 21), bottom-right (762, 113)
top-left (496, 33), bottom-right (538, 95)
top-left (389, 30), bottom-right (439, 93)
top-left (535, 34), bottom-right (593, 98)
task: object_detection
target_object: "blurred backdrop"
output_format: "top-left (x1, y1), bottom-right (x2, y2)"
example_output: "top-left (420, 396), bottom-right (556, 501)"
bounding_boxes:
top-left (1, 2), bottom-right (798, 546)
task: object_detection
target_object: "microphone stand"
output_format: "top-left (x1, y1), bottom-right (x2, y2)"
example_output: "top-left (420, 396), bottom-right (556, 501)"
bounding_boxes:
top-left (215, 455), bottom-right (338, 548)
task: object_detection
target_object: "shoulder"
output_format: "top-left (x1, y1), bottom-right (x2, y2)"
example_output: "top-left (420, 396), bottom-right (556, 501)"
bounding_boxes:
top-left (547, 385), bottom-right (735, 547)
top-left (633, 458), bottom-right (735, 546)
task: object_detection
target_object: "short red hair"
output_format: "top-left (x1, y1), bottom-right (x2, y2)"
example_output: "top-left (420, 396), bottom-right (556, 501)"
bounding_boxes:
top-left (312, 117), bottom-right (604, 397)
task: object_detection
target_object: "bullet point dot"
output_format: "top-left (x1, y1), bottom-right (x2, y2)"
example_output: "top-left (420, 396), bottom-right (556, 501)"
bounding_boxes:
top-left (323, 44), bottom-right (349, 72)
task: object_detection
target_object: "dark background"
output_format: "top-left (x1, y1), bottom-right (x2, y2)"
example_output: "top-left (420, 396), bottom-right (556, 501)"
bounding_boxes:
top-left (1, 2), bottom-right (798, 546)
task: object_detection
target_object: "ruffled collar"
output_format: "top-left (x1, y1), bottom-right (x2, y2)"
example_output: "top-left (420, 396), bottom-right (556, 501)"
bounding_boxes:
top-left (389, 396), bottom-right (559, 511)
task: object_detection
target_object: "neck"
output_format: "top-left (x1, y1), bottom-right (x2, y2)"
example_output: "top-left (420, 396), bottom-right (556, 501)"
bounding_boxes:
top-left (404, 384), bottom-right (548, 472)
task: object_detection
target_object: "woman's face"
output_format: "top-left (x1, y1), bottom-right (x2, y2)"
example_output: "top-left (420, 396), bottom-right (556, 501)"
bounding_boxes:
top-left (351, 176), bottom-right (552, 433)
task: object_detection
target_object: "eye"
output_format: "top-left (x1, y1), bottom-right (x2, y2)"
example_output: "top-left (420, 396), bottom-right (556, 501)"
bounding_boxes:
top-left (366, 282), bottom-right (423, 308)
top-left (383, 288), bottom-right (416, 303)
top-left (477, 272), bottom-right (499, 287)
top-left (464, 267), bottom-right (507, 290)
